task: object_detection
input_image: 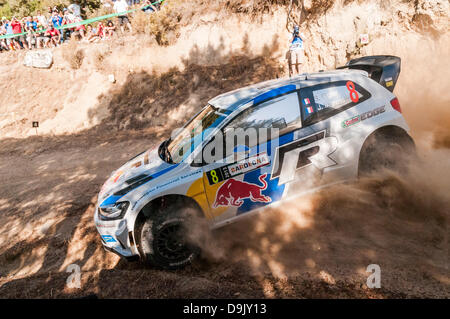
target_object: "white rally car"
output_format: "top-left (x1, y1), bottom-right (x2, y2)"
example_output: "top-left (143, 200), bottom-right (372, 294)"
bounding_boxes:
top-left (95, 55), bottom-right (415, 269)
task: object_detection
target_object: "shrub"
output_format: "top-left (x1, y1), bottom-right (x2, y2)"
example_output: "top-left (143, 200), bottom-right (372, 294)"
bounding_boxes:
top-left (62, 40), bottom-right (85, 70)
top-left (132, 0), bottom-right (182, 46)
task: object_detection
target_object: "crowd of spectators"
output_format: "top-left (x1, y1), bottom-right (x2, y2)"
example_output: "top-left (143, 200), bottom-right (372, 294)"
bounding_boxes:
top-left (0, 0), bottom-right (160, 52)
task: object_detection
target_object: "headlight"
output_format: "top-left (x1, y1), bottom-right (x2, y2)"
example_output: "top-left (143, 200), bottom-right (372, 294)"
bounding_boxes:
top-left (98, 202), bottom-right (129, 221)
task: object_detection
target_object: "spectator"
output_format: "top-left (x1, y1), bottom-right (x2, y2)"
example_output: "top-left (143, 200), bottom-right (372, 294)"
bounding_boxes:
top-left (62, 8), bottom-right (75, 41)
top-left (4, 19), bottom-right (15, 50)
top-left (36, 23), bottom-right (49, 48)
top-left (114, 0), bottom-right (133, 34)
top-left (64, 7), bottom-right (76, 23)
top-left (104, 20), bottom-right (116, 38)
top-left (97, 22), bottom-right (105, 38)
top-left (25, 17), bottom-right (37, 49)
top-left (0, 1), bottom-right (156, 53)
top-left (101, 0), bottom-right (112, 10)
top-left (11, 17), bottom-right (28, 49)
top-left (49, 10), bottom-right (63, 43)
top-left (0, 20), bottom-right (9, 51)
top-left (68, 3), bottom-right (81, 17)
top-left (45, 24), bottom-right (61, 47)
top-left (84, 24), bottom-right (102, 43)
top-left (26, 16), bottom-right (37, 31)
top-left (72, 15), bottom-right (86, 40)
top-left (51, 10), bottom-right (63, 29)
top-left (36, 10), bottom-right (47, 26)
top-left (287, 25), bottom-right (305, 77)
top-left (142, 0), bottom-right (157, 13)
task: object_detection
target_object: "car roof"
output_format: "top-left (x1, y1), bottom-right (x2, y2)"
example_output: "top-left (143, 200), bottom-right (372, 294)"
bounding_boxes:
top-left (208, 69), bottom-right (368, 111)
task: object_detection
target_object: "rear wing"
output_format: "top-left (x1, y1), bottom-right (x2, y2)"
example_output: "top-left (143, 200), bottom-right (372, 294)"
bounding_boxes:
top-left (337, 55), bottom-right (401, 92)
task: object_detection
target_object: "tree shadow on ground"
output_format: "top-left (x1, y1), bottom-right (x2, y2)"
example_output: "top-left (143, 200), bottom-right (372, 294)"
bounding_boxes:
top-left (0, 34), bottom-right (285, 298)
top-left (88, 33), bottom-right (283, 132)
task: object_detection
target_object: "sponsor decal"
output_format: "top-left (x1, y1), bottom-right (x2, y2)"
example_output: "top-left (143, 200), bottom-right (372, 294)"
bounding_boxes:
top-left (342, 106), bottom-right (385, 128)
top-left (271, 130), bottom-right (337, 185)
top-left (212, 173), bottom-right (271, 208)
top-left (113, 170), bottom-right (124, 183)
top-left (96, 223), bottom-right (116, 229)
top-left (132, 161), bottom-right (142, 168)
top-left (101, 235), bottom-right (117, 243)
top-left (385, 77), bottom-right (394, 87)
top-left (360, 33), bottom-right (369, 44)
top-left (206, 153), bottom-right (270, 186)
top-left (342, 115), bottom-right (360, 128)
top-left (132, 169), bottom-right (203, 210)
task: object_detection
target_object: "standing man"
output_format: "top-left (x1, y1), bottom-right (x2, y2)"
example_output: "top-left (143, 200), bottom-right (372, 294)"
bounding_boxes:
top-left (11, 17), bottom-right (27, 49)
top-left (68, 3), bottom-right (81, 17)
top-left (4, 19), bottom-right (15, 50)
top-left (287, 25), bottom-right (305, 77)
top-left (114, 0), bottom-right (133, 34)
top-left (25, 16), bottom-right (37, 49)
top-left (50, 10), bottom-right (63, 43)
top-left (36, 10), bottom-right (47, 26)
top-left (62, 8), bottom-right (75, 41)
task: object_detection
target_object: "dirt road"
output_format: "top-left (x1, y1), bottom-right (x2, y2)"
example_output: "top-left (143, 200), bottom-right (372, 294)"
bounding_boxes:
top-left (0, 129), bottom-right (448, 298)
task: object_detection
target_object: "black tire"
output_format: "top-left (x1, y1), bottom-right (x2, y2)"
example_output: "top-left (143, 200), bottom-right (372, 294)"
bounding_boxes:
top-left (358, 133), bottom-right (416, 176)
top-left (139, 204), bottom-right (200, 270)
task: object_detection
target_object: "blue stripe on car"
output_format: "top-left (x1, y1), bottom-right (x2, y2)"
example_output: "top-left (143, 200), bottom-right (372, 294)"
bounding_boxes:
top-left (253, 85), bottom-right (297, 105)
top-left (100, 164), bottom-right (180, 207)
top-left (100, 195), bottom-right (123, 207)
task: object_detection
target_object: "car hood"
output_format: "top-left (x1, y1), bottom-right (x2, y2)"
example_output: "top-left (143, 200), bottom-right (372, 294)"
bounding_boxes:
top-left (98, 142), bottom-right (174, 206)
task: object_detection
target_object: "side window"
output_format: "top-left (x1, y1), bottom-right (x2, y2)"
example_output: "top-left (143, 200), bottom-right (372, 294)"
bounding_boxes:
top-left (196, 93), bottom-right (301, 165)
top-left (300, 80), bottom-right (371, 125)
top-left (226, 92), bottom-right (302, 135)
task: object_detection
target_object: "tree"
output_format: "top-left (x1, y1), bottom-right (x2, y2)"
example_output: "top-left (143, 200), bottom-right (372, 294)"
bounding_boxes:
top-left (0, 0), bottom-right (101, 18)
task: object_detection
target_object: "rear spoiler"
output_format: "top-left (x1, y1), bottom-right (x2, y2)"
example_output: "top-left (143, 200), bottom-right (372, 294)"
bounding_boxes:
top-left (337, 55), bottom-right (401, 92)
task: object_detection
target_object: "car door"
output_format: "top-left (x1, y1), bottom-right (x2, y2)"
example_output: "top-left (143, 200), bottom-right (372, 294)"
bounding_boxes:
top-left (285, 79), bottom-right (372, 195)
top-left (199, 92), bottom-right (310, 225)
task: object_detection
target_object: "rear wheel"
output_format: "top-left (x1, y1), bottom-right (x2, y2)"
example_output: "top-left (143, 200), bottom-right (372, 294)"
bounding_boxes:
top-left (358, 132), bottom-right (416, 176)
top-left (139, 205), bottom-right (200, 269)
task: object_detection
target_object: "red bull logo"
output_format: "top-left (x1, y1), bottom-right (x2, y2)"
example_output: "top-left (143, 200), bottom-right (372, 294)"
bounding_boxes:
top-left (212, 173), bottom-right (272, 208)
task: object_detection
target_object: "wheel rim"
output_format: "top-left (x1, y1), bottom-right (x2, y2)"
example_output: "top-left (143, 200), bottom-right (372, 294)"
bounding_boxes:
top-left (155, 222), bottom-right (191, 261)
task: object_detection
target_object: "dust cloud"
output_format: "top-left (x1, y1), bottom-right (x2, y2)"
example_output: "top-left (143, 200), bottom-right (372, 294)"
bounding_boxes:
top-left (186, 39), bottom-right (449, 295)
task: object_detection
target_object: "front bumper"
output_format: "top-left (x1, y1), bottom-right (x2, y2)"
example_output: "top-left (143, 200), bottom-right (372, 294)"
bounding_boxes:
top-left (94, 206), bottom-right (138, 260)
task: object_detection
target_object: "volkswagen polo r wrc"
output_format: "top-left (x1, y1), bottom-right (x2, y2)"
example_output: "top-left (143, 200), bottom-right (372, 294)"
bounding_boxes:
top-left (95, 55), bottom-right (415, 269)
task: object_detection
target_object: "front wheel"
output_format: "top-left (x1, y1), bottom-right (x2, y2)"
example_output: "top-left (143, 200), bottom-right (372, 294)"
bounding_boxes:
top-left (139, 206), bottom-right (200, 270)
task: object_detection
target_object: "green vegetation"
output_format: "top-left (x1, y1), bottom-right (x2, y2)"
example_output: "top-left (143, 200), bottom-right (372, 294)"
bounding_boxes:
top-left (0, 0), bottom-right (101, 18)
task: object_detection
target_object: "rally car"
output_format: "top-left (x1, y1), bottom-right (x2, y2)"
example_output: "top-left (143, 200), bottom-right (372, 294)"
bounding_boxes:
top-left (94, 55), bottom-right (415, 269)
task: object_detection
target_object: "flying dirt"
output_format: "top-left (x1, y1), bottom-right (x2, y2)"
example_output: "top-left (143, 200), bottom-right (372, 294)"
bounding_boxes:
top-left (0, 0), bottom-right (448, 298)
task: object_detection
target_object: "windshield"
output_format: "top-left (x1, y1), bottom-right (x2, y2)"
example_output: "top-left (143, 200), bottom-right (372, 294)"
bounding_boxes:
top-left (166, 104), bottom-right (228, 163)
